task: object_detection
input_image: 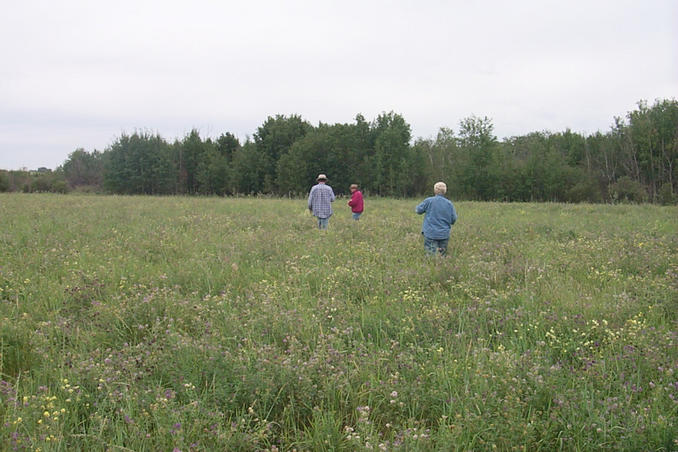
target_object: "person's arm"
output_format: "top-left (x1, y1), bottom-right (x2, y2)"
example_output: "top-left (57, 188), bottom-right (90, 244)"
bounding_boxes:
top-left (308, 187), bottom-right (315, 211)
top-left (330, 188), bottom-right (336, 202)
top-left (348, 192), bottom-right (356, 207)
top-left (450, 203), bottom-right (457, 225)
top-left (415, 199), bottom-right (429, 214)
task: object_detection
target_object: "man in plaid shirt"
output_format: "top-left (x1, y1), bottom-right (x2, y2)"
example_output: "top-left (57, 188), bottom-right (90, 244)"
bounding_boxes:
top-left (308, 174), bottom-right (335, 230)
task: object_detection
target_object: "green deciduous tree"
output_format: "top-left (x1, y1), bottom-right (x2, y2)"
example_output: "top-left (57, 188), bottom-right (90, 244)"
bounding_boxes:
top-left (61, 148), bottom-right (104, 189)
top-left (40, 97), bottom-right (676, 202)
top-left (458, 115), bottom-right (499, 200)
top-left (370, 112), bottom-right (412, 196)
top-left (254, 115), bottom-right (312, 193)
top-left (231, 141), bottom-right (269, 194)
top-left (104, 132), bottom-right (175, 194)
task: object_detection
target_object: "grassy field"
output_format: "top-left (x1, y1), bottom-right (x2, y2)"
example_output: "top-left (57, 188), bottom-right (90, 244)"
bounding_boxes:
top-left (0, 193), bottom-right (676, 451)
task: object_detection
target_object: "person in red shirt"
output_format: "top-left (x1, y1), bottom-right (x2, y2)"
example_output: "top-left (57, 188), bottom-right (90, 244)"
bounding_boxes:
top-left (347, 184), bottom-right (364, 220)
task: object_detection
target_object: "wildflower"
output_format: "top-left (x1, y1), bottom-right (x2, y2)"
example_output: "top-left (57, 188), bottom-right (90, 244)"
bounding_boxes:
top-left (357, 405), bottom-right (370, 415)
top-left (170, 422), bottom-right (182, 435)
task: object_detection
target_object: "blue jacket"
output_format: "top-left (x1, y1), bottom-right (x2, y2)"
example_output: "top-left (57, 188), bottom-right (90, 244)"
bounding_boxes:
top-left (415, 195), bottom-right (457, 239)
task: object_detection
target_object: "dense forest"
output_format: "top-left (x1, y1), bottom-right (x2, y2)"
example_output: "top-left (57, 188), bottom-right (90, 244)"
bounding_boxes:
top-left (1, 98), bottom-right (676, 203)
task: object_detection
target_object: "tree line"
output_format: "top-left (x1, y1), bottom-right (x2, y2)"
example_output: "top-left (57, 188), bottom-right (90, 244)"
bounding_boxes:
top-left (1, 98), bottom-right (676, 203)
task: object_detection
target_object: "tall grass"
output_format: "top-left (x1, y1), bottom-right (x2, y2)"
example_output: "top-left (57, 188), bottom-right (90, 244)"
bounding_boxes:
top-left (0, 193), bottom-right (676, 451)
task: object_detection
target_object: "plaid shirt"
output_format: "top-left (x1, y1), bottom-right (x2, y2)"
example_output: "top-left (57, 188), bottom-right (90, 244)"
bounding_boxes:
top-left (308, 183), bottom-right (335, 218)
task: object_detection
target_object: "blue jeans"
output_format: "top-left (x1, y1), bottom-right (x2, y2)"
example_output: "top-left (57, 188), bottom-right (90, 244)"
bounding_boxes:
top-left (317, 217), bottom-right (329, 229)
top-left (424, 237), bottom-right (449, 256)
top-left (352, 212), bottom-right (362, 220)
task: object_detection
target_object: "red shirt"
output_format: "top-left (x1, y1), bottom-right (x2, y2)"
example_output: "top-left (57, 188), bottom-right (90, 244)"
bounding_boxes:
top-left (348, 190), bottom-right (364, 213)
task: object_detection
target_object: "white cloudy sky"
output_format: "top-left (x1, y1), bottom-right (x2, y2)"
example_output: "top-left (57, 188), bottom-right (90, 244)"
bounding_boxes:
top-left (1, 0), bottom-right (676, 170)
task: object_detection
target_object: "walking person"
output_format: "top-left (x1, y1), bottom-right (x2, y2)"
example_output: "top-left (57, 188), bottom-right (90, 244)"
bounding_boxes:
top-left (415, 181), bottom-right (457, 256)
top-left (347, 184), bottom-right (364, 220)
top-left (308, 174), bottom-right (335, 229)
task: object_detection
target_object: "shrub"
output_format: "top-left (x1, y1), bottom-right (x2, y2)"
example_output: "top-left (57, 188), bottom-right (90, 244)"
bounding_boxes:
top-left (31, 175), bottom-right (52, 192)
top-left (0, 171), bottom-right (8, 192)
top-left (51, 179), bottom-right (69, 194)
top-left (609, 176), bottom-right (648, 203)
top-left (71, 184), bottom-right (101, 194)
top-left (565, 179), bottom-right (602, 203)
top-left (657, 182), bottom-right (676, 205)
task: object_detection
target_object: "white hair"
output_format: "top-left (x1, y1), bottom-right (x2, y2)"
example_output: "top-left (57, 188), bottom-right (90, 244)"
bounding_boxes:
top-left (434, 181), bottom-right (447, 195)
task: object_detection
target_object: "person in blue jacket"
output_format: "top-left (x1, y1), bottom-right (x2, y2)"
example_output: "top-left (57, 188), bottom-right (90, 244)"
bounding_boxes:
top-left (415, 181), bottom-right (457, 256)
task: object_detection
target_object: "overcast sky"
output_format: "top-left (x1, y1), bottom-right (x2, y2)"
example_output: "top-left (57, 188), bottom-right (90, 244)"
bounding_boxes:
top-left (1, 0), bottom-right (676, 170)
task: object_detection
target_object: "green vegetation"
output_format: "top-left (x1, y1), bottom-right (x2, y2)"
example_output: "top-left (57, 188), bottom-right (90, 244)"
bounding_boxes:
top-left (3, 98), bottom-right (677, 203)
top-left (1, 194), bottom-right (676, 451)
